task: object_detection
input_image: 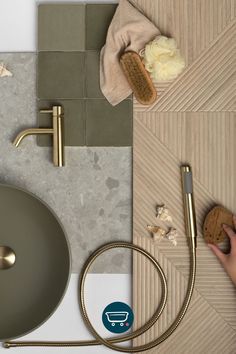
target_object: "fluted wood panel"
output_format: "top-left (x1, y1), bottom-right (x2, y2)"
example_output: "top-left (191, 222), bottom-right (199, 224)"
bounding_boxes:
top-left (132, 0), bottom-right (236, 111)
top-left (132, 1), bottom-right (236, 353)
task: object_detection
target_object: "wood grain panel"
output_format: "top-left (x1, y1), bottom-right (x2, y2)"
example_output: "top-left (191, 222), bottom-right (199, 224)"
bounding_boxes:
top-left (132, 0), bottom-right (236, 111)
top-left (132, 1), bottom-right (236, 353)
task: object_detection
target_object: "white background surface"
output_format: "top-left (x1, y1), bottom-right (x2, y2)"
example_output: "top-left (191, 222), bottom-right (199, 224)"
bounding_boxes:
top-left (0, 0), bottom-right (118, 52)
top-left (0, 274), bottom-right (131, 353)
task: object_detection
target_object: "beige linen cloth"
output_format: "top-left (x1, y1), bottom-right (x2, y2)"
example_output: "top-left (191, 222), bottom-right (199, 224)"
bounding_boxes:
top-left (100, 0), bottom-right (160, 106)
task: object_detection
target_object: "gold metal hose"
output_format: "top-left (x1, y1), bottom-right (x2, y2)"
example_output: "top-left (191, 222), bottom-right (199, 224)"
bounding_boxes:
top-left (4, 165), bottom-right (197, 352)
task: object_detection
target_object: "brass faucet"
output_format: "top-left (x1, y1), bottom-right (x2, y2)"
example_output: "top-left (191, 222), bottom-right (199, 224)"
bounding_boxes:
top-left (13, 105), bottom-right (64, 167)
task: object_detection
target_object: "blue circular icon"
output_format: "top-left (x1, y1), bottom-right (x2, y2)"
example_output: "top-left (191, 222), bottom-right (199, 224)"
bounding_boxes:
top-left (102, 302), bottom-right (134, 334)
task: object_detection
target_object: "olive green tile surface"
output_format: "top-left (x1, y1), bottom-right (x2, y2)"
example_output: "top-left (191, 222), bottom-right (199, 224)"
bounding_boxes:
top-left (86, 4), bottom-right (117, 50)
top-left (84, 51), bottom-right (132, 100)
top-left (38, 4), bottom-right (117, 51)
top-left (37, 100), bottom-right (85, 147)
top-left (38, 52), bottom-right (85, 99)
top-left (86, 100), bottom-right (133, 146)
top-left (38, 4), bottom-right (86, 51)
top-left (85, 51), bottom-right (103, 98)
top-left (37, 3), bottom-right (132, 147)
top-left (37, 98), bottom-right (132, 147)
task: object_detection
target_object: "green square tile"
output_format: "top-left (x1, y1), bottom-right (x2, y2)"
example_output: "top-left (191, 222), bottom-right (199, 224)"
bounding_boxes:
top-left (86, 99), bottom-right (133, 146)
top-left (37, 100), bottom-right (85, 147)
top-left (85, 50), bottom-right (132, 100)
top-left (85, 51), bottom-right (104, 98)
top-left (38, 52), bottom-right (85, 99)
top-left (38, 4), bottom-right (86, 51)
top-left (86, 4), bottom-right (117, 50)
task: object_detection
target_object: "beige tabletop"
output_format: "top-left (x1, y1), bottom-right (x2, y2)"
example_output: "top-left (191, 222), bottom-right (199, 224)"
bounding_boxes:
top-left (132, 0), bottom-right (236, 353)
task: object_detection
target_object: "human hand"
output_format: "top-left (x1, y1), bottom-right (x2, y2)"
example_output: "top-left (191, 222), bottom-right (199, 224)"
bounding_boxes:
top-left (208, 215), bottom-right (236, 286)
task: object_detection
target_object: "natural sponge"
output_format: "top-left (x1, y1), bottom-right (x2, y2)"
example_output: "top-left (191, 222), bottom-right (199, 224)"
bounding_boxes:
top-left (203, 206), bottom-right (234, 244)
top-left (140, 36), bottom-right (185, 82)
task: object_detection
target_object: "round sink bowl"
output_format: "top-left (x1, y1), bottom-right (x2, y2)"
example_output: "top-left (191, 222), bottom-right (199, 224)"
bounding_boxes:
top-left (0, 184), bottom-right (71, 341)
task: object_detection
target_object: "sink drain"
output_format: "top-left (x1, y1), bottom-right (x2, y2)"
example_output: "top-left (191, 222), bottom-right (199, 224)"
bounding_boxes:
top-left (0, 246), bottom-right (16, 270)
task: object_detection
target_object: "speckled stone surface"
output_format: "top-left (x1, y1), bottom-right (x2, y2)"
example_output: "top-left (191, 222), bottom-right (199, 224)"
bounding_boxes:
top-left (0, 53), bottom-right (132, 273)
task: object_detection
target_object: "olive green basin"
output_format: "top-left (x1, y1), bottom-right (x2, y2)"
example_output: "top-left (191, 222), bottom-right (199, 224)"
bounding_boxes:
top-left (0, 185), bottom-right (71, 341)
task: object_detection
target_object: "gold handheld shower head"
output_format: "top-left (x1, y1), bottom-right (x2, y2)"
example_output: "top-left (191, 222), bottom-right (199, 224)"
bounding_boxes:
top-left (181, 165), bottom-right (197, 248)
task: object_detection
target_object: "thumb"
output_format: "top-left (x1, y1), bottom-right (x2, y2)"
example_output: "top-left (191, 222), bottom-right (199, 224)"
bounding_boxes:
top-left (208, 243), bottom-right (227, 265)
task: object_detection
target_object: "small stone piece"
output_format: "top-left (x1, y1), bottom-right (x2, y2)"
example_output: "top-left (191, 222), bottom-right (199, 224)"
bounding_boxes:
top-left (0, 63), bottom-right (13, 77)
top-left (166, 228), bottom-right (178, 246)
top-left (156, 205), bottom-right (173, 223)
top-left (147, 225), bottom-right (166, 243)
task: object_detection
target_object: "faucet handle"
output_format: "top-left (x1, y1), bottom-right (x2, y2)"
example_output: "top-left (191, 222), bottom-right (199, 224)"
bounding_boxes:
top-left (40, 106), bottom-right (63, 117)
top-left (40, 109), bottom-right (53, 114)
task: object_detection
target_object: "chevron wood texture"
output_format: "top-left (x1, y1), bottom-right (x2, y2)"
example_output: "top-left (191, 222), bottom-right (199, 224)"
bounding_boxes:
top-left (132, 1), bottom-right (236, 353)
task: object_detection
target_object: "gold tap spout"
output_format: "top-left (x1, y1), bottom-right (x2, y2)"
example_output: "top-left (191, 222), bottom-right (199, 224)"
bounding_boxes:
top-left (12, 105), bottom-right (64, 167)
top-left (13, 128), bottom-right (53, 147)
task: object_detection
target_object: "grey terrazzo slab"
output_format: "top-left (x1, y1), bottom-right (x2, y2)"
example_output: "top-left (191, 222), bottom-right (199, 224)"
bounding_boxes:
top-left (0, 53), bottom-right (132, 273)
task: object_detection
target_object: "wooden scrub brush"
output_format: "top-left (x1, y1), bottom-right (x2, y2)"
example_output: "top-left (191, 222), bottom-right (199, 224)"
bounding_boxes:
top-left (120, 51), bottom-right (157, 105)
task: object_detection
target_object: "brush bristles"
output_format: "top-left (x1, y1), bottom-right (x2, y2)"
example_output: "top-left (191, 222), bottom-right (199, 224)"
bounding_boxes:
top-left (120, 52), bottom-right (157, 105)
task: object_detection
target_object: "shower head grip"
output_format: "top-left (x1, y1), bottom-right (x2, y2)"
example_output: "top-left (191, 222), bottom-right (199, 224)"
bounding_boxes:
top-left (181, 165), bottom-right (197, 247)
top-left (182, 171), bottom-right (193, 194)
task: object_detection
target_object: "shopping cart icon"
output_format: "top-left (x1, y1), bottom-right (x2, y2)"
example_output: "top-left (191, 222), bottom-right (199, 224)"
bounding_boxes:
top-left (105, 311), bottom-right (129, 327)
